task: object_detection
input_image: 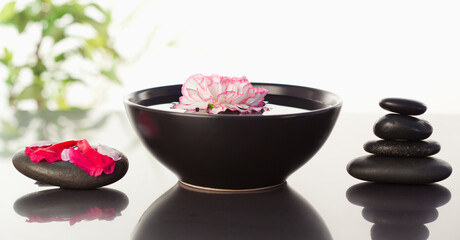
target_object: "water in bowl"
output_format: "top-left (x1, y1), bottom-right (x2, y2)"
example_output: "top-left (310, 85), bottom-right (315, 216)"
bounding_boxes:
top-left (148, 102), bottom-right (310, 115)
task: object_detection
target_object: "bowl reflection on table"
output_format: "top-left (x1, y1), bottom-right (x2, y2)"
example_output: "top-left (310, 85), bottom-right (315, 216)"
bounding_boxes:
top-left (132, 182), bottom-right (332, 240)
top-left (14, 188), bottom-right (129, 225)
top-left (124, 83), bottom-right (342, 190)
top-left (346, 183), bottom-right (451, 240)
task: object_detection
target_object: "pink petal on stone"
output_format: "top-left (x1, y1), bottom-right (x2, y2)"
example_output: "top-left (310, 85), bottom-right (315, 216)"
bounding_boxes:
top-left (26, 140), bottom-right (78, 163)
top-left (68, 140), bottom-right (116, 177)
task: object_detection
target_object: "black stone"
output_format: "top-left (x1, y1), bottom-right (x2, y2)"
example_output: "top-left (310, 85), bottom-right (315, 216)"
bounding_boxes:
top-left (12, 150), bottom-right (129, 189)
top-left (346, 183), bottom-right (451, 211)
top-left (373, 114), bottom-right (433, 141)
top-left (364, 140), bottom-right (440, 157)
top-left (346, 155), bottom-right (452, 184)
top-left (379, 98), bottom-right (427, 115)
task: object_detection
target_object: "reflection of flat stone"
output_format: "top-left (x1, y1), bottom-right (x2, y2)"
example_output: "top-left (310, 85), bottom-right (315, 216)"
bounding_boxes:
top-left (12, 150), bottom-right (129, 189)
top-left (347, 182), bottom-right (451, 240)
top-left (364, 140), bottom-right (440, 157)
top-left (371, 224), bottom-right (429, 240)
top-left (346, 183), bottom-right (451, 211)
top-left (347, 155), bottom-right (452, 184)
top-left (14, 188), bottom-right (128, 225)
top-left (362, 208), bottom-right (438, 225)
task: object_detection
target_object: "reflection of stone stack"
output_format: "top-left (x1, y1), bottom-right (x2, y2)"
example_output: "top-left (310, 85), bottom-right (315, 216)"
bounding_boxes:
top-left (347, 183), bottom-right (451, 240)
top-left (347, 98), bottom-right (452, 184)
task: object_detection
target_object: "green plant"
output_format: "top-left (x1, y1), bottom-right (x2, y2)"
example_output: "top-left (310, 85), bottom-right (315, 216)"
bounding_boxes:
top-left (0, 0), bottom-right (120, 110)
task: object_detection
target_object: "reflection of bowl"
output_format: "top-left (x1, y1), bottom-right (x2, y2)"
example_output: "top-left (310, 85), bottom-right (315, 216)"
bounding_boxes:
top-left (132, 183), bottom-right (332, 240)
top-left (124, 83), bottom-right (342, 190)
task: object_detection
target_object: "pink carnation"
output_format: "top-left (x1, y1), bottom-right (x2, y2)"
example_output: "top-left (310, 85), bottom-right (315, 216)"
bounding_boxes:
top-left (173, 74), bottom-right (268, 114)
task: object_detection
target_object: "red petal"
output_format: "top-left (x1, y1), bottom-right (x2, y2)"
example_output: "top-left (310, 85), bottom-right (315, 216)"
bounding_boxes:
top-left (69, 139), bottom-right (116, 177)
top-left (26, 140), bottom-right (78, 163)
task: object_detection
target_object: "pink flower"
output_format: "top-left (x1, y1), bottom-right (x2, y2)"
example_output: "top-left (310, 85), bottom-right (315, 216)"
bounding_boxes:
top-left (173, 74), bottom-right (268, 114)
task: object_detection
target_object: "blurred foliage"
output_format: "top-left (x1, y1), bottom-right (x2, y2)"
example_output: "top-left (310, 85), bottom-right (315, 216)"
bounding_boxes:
top-left (0, 110), bottom-right (123, 158)
top-left (0, 0), bottom-right (120, 110)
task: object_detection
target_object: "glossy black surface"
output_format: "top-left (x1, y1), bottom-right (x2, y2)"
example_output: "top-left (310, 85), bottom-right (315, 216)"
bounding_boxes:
top-left (363, 140), bottom-right (441, 157)
top-left (379, 98), bottom-right (427, 115)
top-left (133, 183), bottom-right (332, 240)
top-left (347, 155), bottom-right (452, 184)
top-left (12, 151), bottom-right (129, 189)
top-left (1, 111), bottom-right (458, 239)
top-left (124, 84), bottom-right (342, 189)
top-left (14, 188), bottom-right (129, 225)
top-left (373, 114), bottom-right (433, 141)
top-left (347, 183), bottom-right (451, 240)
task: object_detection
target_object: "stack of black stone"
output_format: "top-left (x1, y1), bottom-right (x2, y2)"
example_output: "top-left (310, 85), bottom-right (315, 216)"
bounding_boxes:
top-left (347, 98), bottom-right (452, 184)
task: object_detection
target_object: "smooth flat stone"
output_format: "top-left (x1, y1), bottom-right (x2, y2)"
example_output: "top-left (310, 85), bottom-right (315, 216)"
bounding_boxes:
top-left (379, 98), bottom-right (427, 115)
top-left (346, 155), bottom-right (452, 184)
top-left (373, 114), bottom-right (433, 141)
top-left (364, 140), bottom-right (440, 157)
top-left (346, 183), bottom-right (451, 211)
top-left (362, 208), bottom-right (438, 225)
top-left (13, 150), bottom-right (129, 189)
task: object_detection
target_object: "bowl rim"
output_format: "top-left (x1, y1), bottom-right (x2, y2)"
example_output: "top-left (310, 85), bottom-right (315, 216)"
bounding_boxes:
top-left (124, 83), bottom-right (343, 119)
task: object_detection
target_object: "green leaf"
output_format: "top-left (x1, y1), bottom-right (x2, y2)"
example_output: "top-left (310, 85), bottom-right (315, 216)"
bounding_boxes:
top-left (0, 48), bottom-right (13, 65)
top-left (6, 66), bottom-right (21, 86)
top-left (62, 77), bottom-right (83, 85)
top-left (0, 2), bottom-right (15, 23)
top-left (59, 3), bottom-right (88, 23)
top-left (12, 11), bottom-right (29, 33)
top-left (3, 48), bottom-right (12, 61)
top-left (43, 25), bottom-right (66, 43)
top-left (54, 53), bottom-right (66, 62)
top-left (16, 83), bottom-right (44, 100)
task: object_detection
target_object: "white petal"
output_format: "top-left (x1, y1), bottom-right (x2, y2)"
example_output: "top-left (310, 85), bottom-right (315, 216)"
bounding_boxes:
top-left (97, 144), bottom-right (121, 161)
top-left (61, 148), bottom-right (71, 162)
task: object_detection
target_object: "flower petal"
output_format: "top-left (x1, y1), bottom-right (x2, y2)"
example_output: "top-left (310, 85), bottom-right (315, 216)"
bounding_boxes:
top-left (97, 144), bottom-right (121, 161)
top-left (68, 140), bottom-right (116, 177)
top-left (26, 140), bottom-right (78, 163)
top-left (176, 74), bottom-right (268, 114)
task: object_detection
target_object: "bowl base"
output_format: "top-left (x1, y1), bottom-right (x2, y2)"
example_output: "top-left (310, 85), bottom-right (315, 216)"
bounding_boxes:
top-left (178, 181), bottom-right (287, 194)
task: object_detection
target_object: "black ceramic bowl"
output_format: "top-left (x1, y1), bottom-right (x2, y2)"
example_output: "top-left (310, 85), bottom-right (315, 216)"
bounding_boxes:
top-left (124, 83), bottom-right (342, 190)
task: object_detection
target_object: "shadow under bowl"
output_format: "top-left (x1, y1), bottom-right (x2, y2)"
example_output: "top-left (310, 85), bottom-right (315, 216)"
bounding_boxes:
top-left (124, 83), bottom-right (342, 190)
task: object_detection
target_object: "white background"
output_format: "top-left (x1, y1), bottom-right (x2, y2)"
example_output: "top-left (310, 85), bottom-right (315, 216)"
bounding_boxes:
top-left (1, 0), bottom-right (460, 114)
